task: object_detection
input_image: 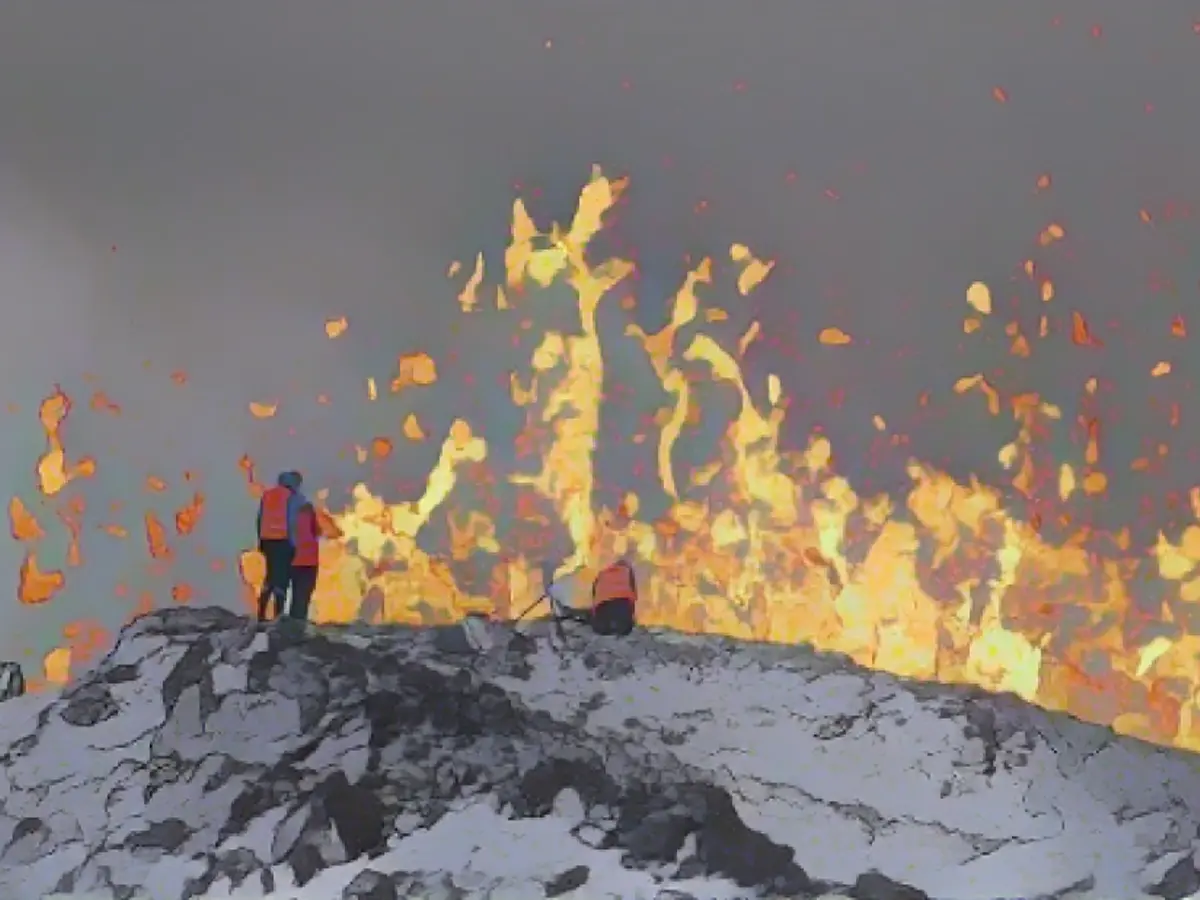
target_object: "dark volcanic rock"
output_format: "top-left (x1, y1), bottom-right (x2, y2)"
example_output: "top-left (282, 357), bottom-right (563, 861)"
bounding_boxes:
top-left (4, 605), bottom-right (1199, 898)
top-left (342, 868), bottom-right (400, 900)
top-left (0, 607), bottom-right (815, 900)
top-left (543, 863), bottom-right (589, 896)
top-left (851, 870), bottom-right (931, 900)
top-left (1151, 854), bottom-right (1200, 900)
top-left (59, 682), bottom-right (120, 727)
top-left (0, 662), bottom-right (25, 702)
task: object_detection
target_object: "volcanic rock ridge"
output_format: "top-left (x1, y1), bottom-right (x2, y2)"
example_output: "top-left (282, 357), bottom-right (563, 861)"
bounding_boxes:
top-left (1, 606), bottom-right (1199, 900)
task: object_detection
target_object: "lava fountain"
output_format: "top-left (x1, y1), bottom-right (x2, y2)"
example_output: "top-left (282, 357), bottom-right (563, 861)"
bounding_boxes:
top-left (15, 167), bottom-right (1200, 754)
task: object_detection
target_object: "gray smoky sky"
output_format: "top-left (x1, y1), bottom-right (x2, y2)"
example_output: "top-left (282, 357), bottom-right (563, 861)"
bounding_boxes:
top-left (1, 2), bottom-right (1199, 667)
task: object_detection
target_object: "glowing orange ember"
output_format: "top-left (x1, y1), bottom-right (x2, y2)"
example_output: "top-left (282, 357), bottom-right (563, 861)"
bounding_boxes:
top-left (9, 497), bottom-right (44, 542)
top-left (89, 391), bottom-right (121, 415)
top-left (1038, 223), bottom-right (1066, 246)
top-left (175, 492), bottom-right (205, 536)
top-left (818, 327), bottom-right (853, 346)
top-left (402, 413), bottom-right (427, 441)
top-left (19, 553), bottom-right (64, 605)
top-left (249, 400), bottom-right (278, 419)
top-left (36, 387), bottom-right (96, 496)
top-left (144, 511), bottom-right (173, 560)
top-left (1071, 311), bottom-right (1102, 347)
top-left (391, 352), bottom-right (438, 393)
top-left (966, 281), bottom-right (992, 315)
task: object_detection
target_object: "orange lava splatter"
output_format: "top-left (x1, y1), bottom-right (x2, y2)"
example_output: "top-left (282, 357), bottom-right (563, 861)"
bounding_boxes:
top-left (175, 492), bottom-right (205, 536)
top-left (729, 244), bottom-right (775, 295)
top-left (18, 553), bottom-right (64, 605)
top-left (1071, 311), bottom-right (1103, 347)
top-left (144, 511), bottom-right (174, 560)
top-left (458, 253), bottom-right (486, 312)
top-left (402, 413), bottom-right (427, 441)
top-left (391, 352), bottom-right (438, 393)
top-left (1038, 223), bottom-right (1067, 246)
top-left (42, 647), bottom-right (70, 685)
top-left (89, 391), bottom-right (121, 415)
top-left (325, 316), bottom-right (349, 338)
top-left (249, 401), bottom-right (278, 419)
top-left (239, 455), bottom-right (266, 498)
top-left (58, 495), bottom-right (84, 567)
top-left (9, 497), bottom-right (44, 542)
top-left (36, 387), bottom-right (97, 496)
top-left (818, 327), bottom-right (853, 346)
top-left (966, 282), bottom-right (992, 315)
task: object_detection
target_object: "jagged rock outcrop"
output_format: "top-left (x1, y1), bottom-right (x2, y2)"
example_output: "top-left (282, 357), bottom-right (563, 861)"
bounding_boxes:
top-left (0, 661), bottom-right (25, 703)
top-left (0, 608), bottom-right (812, 900)
top-left (2, 606), bottom-right (1199, 899)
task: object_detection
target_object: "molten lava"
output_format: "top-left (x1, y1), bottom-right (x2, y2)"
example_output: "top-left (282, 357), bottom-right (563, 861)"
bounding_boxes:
top-left (14, 166), bottom-right (1200, 755)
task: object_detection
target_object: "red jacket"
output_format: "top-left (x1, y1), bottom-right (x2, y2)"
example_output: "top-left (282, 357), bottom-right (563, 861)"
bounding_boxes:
top-left (293, 507), bottom-right (321, 567)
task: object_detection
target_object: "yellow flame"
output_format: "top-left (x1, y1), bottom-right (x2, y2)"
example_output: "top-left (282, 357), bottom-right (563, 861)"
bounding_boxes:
top-left (25, 166), bottom-right (1200, 756)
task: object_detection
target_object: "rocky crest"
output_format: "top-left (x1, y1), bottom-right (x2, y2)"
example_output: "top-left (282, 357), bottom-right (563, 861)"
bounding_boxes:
top-left (0, 607), bottom-right (1197, 899)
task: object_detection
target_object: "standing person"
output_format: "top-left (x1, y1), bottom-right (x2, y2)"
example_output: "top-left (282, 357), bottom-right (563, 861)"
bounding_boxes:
top-left (289, 502), bottom-right (322, 622)
top-left (256, 470), bottom-right (307, 620)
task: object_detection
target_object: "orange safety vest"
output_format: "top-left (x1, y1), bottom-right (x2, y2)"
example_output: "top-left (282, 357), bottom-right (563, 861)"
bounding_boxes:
top-left (258, 486), bottom-right (292, 541)
top-left (592, 562), bottom-right (637, 610)
top-left (293, 507), bottom-right (320, 567)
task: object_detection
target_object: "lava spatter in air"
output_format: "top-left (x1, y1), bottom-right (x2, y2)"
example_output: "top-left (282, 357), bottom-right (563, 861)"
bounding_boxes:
top-left (19, 553), bottom-right (65, 606)
top-left (16, 167), bottom-right (1200, 756)
top-left (223, 167), bottom-right (1200, 753)
top-left (13, 388), bottom-right (97, 606)
top-left (35, 387), bottom-right (95, 497)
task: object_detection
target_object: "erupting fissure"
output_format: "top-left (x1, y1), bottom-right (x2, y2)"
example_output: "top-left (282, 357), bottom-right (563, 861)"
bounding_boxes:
top-left (13, 166), bottom-right (1200, 755)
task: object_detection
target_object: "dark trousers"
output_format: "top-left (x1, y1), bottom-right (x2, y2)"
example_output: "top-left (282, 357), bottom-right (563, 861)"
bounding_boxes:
top-left (289, 566), bottom-right (318, 622)
top-left (257, 539), bottom-right (294, 619)
top-left (592, 597), bottom-right (635, 636)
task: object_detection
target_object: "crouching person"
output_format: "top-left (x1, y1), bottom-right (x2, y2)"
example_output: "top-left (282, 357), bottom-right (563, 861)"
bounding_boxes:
top-left (289, 502), bottom-right (322, 622)
top-left (590, 559), bottom-right (637, 636)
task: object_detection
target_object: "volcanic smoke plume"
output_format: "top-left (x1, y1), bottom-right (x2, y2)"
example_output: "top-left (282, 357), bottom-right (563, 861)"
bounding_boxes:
top-left (4, 5), bottom-right (1200, 752)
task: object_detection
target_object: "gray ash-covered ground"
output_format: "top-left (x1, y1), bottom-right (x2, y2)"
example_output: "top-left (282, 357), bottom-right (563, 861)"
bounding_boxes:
top-left (0, 607), bottom-right (1197, 899)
